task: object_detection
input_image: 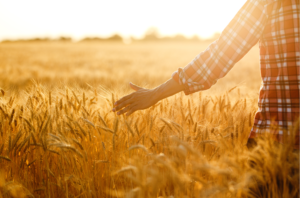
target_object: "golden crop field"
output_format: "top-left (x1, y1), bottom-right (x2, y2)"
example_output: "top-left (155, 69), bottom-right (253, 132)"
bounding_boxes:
top-left (0, 41), bottom-right (298, 198)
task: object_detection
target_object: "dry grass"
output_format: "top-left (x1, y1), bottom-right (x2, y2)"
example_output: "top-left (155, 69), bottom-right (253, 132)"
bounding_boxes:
top-left (0, 42), bottom-right (298, 198)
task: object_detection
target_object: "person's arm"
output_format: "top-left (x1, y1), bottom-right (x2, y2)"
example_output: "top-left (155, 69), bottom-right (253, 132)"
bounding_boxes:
top-left (172, 0), bottom-right (268, 95)
top-left (113, 0), bottom-right (268, 116)
top-left (113, 79), bottom-right (184, 116)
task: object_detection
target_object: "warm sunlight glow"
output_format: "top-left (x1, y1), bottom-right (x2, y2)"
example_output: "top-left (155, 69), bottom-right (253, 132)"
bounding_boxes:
top-left (0, 0), bottom-right (246, 40)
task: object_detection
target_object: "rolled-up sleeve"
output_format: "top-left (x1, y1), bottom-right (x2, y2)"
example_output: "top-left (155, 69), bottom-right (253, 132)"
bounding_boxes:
top-left (172, 0), bottom-right (268, 95)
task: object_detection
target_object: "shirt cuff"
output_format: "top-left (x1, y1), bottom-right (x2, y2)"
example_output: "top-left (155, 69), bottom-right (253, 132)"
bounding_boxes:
top-left (171, 69), bottom-right (193, 95)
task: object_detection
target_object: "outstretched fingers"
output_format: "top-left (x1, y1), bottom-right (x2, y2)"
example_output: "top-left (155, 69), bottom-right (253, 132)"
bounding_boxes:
top-left (114, 94), bottom-right (132, 107)
top-left (117, 105), bottom-right (136, 115)
top-left (113, 99), bottom-right (131, 112)
top-left (125, 106), bottom-right (138, 116)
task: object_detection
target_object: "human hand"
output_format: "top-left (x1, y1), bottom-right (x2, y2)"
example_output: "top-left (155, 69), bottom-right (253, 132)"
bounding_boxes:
top-left (112, 82), bottom-right (158, 116)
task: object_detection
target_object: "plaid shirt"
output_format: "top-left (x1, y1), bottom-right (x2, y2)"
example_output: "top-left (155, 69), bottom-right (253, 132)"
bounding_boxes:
top-left (172, 0), bottom-right (300, 148)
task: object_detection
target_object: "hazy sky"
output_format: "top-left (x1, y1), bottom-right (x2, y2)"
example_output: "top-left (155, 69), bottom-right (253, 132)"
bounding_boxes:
top-left (0, 0), bottom-right (247, 41)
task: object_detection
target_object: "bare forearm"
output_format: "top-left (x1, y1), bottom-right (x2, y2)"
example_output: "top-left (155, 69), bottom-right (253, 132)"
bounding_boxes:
top-left (151, 78), bottom-right (184, 103)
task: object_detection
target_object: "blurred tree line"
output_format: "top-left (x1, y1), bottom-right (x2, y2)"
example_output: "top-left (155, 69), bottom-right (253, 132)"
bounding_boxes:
top-left (1, 36), bottom-right (73, 43)
top-left (1, 28), bottom-right (221, 43)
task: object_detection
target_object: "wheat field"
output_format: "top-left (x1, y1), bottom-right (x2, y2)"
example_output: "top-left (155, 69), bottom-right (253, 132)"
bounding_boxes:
top-left (0, 41), bottom-right (298, 198)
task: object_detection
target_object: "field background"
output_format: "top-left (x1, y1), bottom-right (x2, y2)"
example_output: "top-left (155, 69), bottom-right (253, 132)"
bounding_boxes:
top-left (0, 41), bottom-right (261, 97)
top-left (0, 41), bottom-right (298, 198)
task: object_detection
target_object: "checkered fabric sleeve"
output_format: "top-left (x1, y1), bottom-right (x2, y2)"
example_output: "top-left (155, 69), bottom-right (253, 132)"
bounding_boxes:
top-left (172, 0), bottom-right (268, 95)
